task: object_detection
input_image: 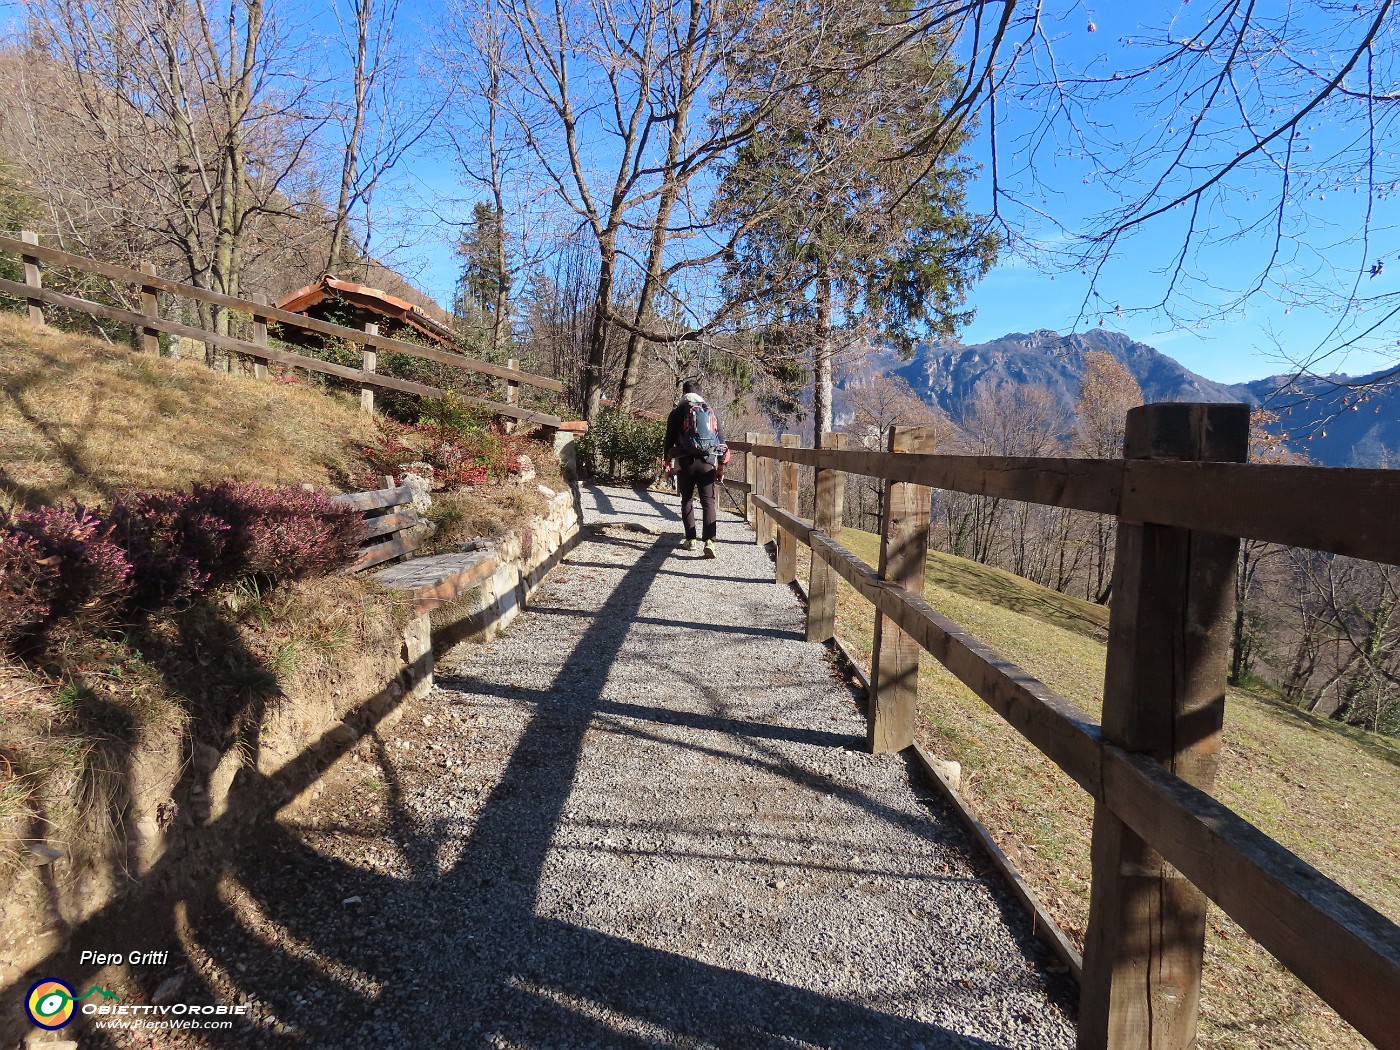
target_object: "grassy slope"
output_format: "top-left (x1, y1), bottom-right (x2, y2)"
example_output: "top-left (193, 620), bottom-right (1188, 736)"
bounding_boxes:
top-left (0, 316), bottom-right (559, 898)
top-left (828, 528), bottom-right (1398, 1050)
top-left (0, 313), bottom-right (380, 507)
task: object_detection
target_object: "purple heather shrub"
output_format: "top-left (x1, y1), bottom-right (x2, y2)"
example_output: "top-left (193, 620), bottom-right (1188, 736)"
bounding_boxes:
top-left (108, 491), bottom-right (230, 610)
top-left (0, 524), bottom-right (57, 648)
top-left (189, 482), bottom-right (363, 582)
top-left (8, 506), bottom-right (133, 627)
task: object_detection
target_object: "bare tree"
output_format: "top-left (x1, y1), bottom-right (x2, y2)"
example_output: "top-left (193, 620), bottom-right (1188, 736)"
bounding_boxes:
top-left (953, 383), bottom-right (1066, 566)
top-left (26, 0), bottom-right (318, 342)
top-left (1070, 351), bottom-right (1142, 602)
top-left (845, 371), bottom-right (952, 530)
top-left (1285, 552), bottom-right (1400, 733)
top-left (325, 0), bottom-right (439, 278)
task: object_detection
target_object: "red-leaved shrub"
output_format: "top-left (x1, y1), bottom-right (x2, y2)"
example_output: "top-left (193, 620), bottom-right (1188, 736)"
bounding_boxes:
top-left (361, 421), bottom-right (526, 489)
top-left (6, 506), bottom-right (133, 628)
top-left (188, 482), bottom-right (363, 582)
top-left (110, 483), bottom-right (364, 609)
top-left (109, 491), bottom-right (231, 610)
top-left (0, 525), bottom-right (57, 648)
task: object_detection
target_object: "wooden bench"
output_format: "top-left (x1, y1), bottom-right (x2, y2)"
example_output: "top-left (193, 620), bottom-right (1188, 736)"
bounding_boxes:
top-left (332, 479), bottom-right (499, 615)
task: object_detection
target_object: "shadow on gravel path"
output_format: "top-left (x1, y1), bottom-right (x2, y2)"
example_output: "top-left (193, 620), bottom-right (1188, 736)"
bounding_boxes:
top-left (47, 487), bottom-right (1071, 1050)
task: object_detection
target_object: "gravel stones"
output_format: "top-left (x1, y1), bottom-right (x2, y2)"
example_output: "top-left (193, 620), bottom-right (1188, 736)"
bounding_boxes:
top-left (113, 482), bottom-right (1074, 1049)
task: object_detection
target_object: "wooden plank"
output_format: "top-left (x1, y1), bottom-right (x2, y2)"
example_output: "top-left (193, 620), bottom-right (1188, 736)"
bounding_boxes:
top-left (1079, 403), bottom-right (1249, 1050)
top-left (0, 233), bottom-right (564, 392)
top-left (775, 434), bottom-right (801, 585)
top-left (912, 743), bottom-right (1084, 983)
top-left (806, 431), bottom-right (848, 644)
top-left (330, 485), bottom-right (413, 511)
top-left (0, 277), bottom-right (561, 427)
top-left (361, 321), bottom-right (379, 415)
top-left (249, 292), bottom-right (270, 379)
top-left (504, 356), bottom-right (520, 434)
top-left (360, 508), bottom-right (419, 540)
top-left (744, 432), bottom-right (760, 528)
top-left (734, 443), bottom-right (1123, 516)
top-left (1101, 746), bottom-right (1400, 1050)
top-left (754, 432), bottom-right (776, 546)
top-left (869, 425), bottom-right (936, 755)
top-left (349, 529), bottom-right (424, 572)
top-left (20, 231), bottom-right (42, 325)
top-left (134, 261), bottom-right (159, 353)
top-left (1123, 459), bottom-right (1400, 567)
top-left (374, 551), bottom-right (500, 614)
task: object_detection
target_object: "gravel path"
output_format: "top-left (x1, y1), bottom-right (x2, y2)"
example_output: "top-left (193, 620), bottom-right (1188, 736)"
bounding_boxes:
top-left (142, 484), bottom-right (1076, 1050)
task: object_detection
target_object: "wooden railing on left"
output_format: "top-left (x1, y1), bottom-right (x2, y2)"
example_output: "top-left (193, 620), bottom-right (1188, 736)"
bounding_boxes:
top-left (0, 231), bottom-right (563, 429)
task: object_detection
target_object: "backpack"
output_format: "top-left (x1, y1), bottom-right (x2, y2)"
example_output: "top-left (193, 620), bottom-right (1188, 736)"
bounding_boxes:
top-left (677, 400), bottom-right (720, 456)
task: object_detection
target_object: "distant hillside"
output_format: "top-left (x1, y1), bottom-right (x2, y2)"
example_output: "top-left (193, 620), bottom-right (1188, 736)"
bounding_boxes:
top-left (1235, 367), bottom-right (1400, 467)
top-left (838, 328), bottom-right (1400, 466)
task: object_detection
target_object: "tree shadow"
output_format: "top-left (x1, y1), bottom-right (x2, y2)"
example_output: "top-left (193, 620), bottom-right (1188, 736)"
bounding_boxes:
top-left (3, 528), bottom-right (1070, 1050)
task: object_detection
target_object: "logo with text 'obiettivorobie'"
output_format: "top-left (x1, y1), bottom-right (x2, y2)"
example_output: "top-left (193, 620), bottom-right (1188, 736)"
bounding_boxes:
top-left (26, 978), bottom-right (120, 1029)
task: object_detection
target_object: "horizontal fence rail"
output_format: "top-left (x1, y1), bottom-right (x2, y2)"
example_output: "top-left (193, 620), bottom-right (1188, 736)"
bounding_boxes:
top-left (739, 405), bottom-right (1400, 1050)
top-left (730, 440), bottom-right (1400, 568)
top-left (0, 233), bottom-right (564, 427)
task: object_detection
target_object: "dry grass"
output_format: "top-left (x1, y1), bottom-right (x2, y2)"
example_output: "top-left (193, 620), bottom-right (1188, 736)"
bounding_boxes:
top-left (822, 528), bottom-right (1398, 1049)
top-left (0, 313), bottom-right (378, 507)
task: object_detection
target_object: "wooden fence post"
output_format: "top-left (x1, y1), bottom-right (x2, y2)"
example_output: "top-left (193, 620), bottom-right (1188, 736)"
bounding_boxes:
top-left (744, 432), bottom-right (759, 527)
top-left (868, 424), bottom-right (937, 754)
top-left (249, 293), bottom-right (270, 378)
top-left (775, 434), bottom-right (801, 584)
top-left (753, 432), bottom-right (775, 546)
top-left (807, 431), bottom-right (848, 643)
top-left (1078, 402), bottom-right (1250, 1050)
top-left (361, 322), bottom-right (378, 415)
top-left (503, 357), bottom-right (520, 433)
top-left (133, 261), bottom-right (160, 354)
top-left (20, 231), bottom-right (42, 326)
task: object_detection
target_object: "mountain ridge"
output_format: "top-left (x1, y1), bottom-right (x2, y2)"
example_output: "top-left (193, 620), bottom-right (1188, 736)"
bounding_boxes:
top-left (837, 328), bottom-right (1399, 467)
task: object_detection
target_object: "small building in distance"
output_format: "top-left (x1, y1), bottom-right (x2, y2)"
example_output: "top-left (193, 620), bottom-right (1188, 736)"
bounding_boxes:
top-left (274, 274), bottom-right (457, 347)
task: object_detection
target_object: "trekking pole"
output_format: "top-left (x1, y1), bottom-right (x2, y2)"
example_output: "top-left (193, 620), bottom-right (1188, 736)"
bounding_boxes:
top-left (718, 478), bottom-right (743, 513)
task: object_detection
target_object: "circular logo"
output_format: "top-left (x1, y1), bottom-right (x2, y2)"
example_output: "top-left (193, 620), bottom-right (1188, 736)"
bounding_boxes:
top-left (26, 979), bottom-right (76, 1029)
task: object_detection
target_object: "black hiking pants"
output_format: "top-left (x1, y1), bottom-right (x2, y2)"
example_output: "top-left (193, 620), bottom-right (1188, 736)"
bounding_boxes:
top-left (676, 456), bottom-right (718, 541)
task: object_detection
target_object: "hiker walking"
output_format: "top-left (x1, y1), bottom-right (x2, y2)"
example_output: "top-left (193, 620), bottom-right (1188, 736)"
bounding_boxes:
top-left (663, 379), bottom-right (728, 558)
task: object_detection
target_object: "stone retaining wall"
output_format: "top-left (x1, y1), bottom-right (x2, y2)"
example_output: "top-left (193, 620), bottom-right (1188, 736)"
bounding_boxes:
top-left (0, 483), bottom-right (582, 1035)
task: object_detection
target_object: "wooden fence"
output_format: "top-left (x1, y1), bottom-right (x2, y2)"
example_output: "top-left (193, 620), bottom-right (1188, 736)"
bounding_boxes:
top-left (0, 232), bottom-right (563, 428)
top-left (735, 403), bottom-right (1400, 1050)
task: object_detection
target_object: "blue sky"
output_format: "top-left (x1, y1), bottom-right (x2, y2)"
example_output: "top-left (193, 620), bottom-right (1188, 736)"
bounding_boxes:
top-left (4, 0), bottom-right (1396, 387)
top-left (949, 2), bottom-right (1400, 384)
top-left (391, 1), bottom-right (1400, 387)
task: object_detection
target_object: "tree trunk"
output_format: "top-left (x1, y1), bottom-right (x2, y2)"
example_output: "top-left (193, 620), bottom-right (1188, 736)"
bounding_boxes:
top-left (582, 247), bottom-right (616, 421)
top-left (812, 268), bottom-right (834, 445)
top-left (329, 0), bottom-right (372, 273)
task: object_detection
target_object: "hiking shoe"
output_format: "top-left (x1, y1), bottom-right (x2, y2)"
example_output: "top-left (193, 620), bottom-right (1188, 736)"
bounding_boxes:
top-left (681, 538), bottom-right (696, 551)
top-left (703, 540), bottom-right (717, 559)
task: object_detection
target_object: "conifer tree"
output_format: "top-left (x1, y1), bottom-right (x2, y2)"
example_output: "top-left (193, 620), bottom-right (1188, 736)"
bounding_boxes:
top-left (713, 13), bottom-right (998, 440)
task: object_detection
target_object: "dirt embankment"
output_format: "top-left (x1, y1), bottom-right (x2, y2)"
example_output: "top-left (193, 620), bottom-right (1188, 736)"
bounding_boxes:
top-left (0, 315), bottom-right (574, 1040)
